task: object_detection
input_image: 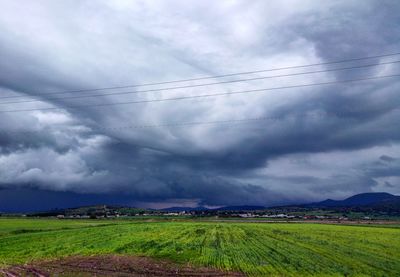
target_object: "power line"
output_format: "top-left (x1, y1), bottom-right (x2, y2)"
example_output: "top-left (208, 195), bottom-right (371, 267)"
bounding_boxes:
top-left (1, 60), bottom-right (399, 105)
top-left (94, 113), bottom-right (354, 130)
top-left (1, 51), bottom-right (400, 101)
top-left (94, 109), bottom-right (400, 129)
top-left (0, 116), bottom-right (278, 134)
top-left (0, 73), bottom-right (398, 114)
top-left (3, 109), bottom-right (399, 135)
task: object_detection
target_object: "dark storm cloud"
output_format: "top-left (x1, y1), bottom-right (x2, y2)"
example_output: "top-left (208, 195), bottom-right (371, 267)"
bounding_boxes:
top-left (364, 156), bottom-right (400, 178)
top-left (292, 1), bottom-right (400, 61)
top-left (0, 0), bottom-right (400, 210)
top-left (380, 155), bottom-right (396, 162)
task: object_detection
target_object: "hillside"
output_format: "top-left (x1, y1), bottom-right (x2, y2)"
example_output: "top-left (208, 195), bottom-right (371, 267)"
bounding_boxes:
top-left (27, 205), bottom-right (149, 217)
top-left (305, 192), bottom-right (400, 208)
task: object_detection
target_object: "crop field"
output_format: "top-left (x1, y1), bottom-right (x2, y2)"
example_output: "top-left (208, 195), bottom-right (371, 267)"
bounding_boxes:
top-left (0, 218), bottom-right (400, 276)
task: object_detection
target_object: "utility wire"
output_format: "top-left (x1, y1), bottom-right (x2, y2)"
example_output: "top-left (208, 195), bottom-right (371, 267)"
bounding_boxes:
top-left (1, 51), bottom-right (400, 100)
top-left (0, 73), bottom-right (398, 114)
top-left (3, 109), bottom-right (399, 135)
top-left (1, 60), bottom-right (399, 105)
top-left (0, 116), bottom-right (279, 134)
top-left (95, 113), bottom-right (359, 129)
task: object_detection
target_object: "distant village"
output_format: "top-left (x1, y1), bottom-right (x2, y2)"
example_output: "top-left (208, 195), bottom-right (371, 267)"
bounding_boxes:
top-left (50, 211), bottom-right (365, 221)
top-left (37, 206), bottom-right (363, 221)
top-left (1, 204), bottom-right (383, 221)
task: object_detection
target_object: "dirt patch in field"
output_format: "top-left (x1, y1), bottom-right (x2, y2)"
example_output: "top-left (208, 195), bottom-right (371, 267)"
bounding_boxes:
top-left (0, 255), bottom-right (245, 277)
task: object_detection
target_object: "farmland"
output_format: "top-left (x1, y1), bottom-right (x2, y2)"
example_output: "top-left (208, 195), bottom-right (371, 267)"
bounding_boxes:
top-left (0, 218), bottom-right (400, 276)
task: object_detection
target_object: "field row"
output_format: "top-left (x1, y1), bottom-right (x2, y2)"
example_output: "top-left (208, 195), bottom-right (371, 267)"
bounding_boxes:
top-left (0, 219), bottom-right (399, 276)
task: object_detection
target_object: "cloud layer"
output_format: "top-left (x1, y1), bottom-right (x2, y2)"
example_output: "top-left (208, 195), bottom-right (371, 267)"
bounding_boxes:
top-left (0, 0), bottom-right (400, 209)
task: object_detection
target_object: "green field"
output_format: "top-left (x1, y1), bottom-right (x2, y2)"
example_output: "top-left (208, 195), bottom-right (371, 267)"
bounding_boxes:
top-left (0, 218), bottom-right (399, 276)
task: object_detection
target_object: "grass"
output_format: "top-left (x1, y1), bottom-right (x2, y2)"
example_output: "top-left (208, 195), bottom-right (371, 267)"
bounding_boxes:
top-left (0, 218), bottom-right (130, 239)
top-left (0, 218), bottom-right (399, 276)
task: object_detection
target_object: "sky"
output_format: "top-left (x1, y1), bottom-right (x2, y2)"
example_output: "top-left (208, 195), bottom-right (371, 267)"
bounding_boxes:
top-left (0, 0), bottom-right (400, 212)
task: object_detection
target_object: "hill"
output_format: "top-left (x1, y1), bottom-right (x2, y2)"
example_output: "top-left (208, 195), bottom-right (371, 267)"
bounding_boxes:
top-left (17, 192), bottom-right (400, 217)
top-left (305, 192), bottom-right (400, 208)
top-left (27, 205), bottom-right (149, 217)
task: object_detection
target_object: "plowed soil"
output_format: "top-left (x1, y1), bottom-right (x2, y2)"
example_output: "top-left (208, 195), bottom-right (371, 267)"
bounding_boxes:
top-left (0, 255), bottom-right (245, 277)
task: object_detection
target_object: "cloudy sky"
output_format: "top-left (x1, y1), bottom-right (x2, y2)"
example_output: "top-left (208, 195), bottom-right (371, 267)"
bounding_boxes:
top-left (1, 0), bottom-right (400, 211)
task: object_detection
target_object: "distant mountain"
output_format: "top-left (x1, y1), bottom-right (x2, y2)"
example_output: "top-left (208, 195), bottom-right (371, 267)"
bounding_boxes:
top-left (305, 192), bottom-right (400, 208)
top-left (28, 205), bottom-right (148, 217)
top-left (20, 192), bottom-right (400, 216)
top-left (24, 204), bottom-right (266, 216)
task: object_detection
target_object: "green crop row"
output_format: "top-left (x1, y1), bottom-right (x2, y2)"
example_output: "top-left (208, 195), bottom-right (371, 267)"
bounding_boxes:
top-left (0, 218), bottom-right (399, 276)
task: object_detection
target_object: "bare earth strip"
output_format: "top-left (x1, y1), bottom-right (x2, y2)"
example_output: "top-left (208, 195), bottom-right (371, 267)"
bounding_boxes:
top-left (0, 255), bottom-right (245, 277)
